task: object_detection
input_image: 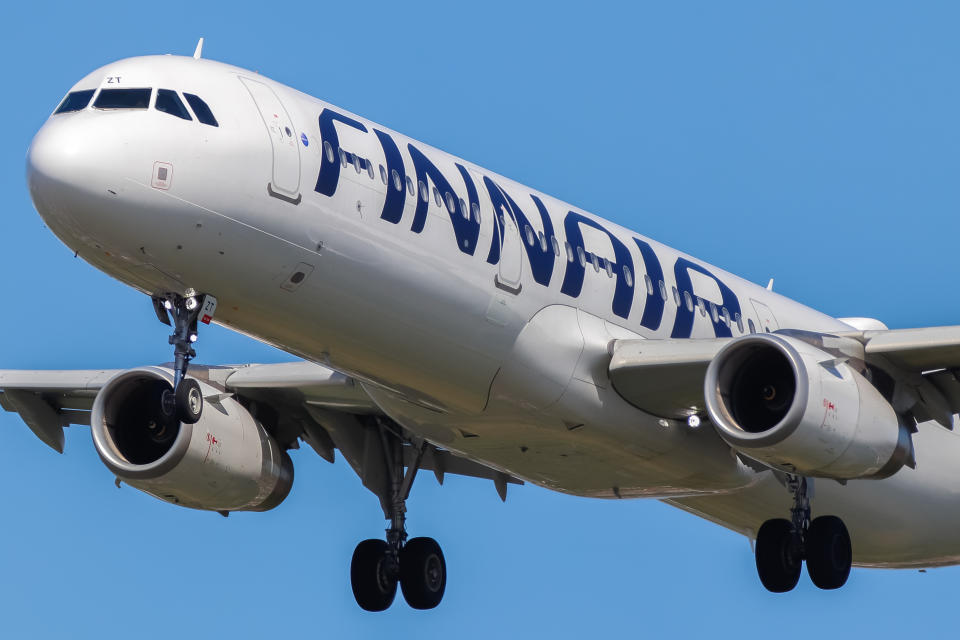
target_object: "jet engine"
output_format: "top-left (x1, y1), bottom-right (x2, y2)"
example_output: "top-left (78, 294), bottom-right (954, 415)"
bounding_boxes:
top-left (90, 367), bottom-right (293, 512)
top-left (704, 333), bottom-right (913, 479)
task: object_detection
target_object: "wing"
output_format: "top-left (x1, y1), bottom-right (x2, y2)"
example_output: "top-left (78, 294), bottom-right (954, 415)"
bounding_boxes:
top-left (608, 326), bottom-right (960, 427)
top-left (0, 362), bottom-right (522, 497)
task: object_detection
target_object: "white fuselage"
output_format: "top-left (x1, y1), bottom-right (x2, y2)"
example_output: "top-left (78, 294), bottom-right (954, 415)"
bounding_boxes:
top-left (26, 55), bottom-right (960, 568)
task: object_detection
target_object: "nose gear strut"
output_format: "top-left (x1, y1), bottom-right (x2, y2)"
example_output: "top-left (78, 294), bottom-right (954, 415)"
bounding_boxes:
top-left (152, 293), bottom-right (217, 425)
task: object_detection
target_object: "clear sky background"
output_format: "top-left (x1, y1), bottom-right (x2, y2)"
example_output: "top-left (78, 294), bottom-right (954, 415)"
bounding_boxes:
top-left (1, 1), bottom-right (959, 637)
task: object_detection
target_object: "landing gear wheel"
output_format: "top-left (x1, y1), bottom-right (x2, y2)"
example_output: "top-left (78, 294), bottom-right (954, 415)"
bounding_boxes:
top-left (174, 378), bottom-right (203, 424)
top-left (755, 518), bottom-right (801, 593)
top-left (351, 539), bottom-right (397, 612)
top-left (400, 537), bottom-right (446, 610)
top-left (806, 515), bottom-right (851, 590)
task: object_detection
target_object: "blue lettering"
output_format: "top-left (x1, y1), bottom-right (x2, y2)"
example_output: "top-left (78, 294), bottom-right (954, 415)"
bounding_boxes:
top-left (408, 144), bottom-right (479, 255)
top-left (670, 257), bottom-right (741, 338)
top-left (373, 129), bottom-right (406, 224)
top-left (631, 238), bottom-right (665, 331)
top-left (314, 109), bottom-right (368, 197)
top-left (560, 212), bottom-right (634, 319)
top-left (482, 178), bottom-right (556, 286)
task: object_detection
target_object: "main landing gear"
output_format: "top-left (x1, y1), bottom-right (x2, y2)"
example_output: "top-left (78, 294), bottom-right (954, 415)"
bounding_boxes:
top-left (152, 293), bottom-right (217, 425)
top-left (755, 476), bottom-right (852, 592)
top-left (349, 423), bottom-right (446, 611)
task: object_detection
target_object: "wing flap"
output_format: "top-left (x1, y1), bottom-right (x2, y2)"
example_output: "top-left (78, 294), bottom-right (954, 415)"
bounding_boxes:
top-left (608, 338), bottom-right (728, 419)
top-left (225, 361), bottom-right (377, 412)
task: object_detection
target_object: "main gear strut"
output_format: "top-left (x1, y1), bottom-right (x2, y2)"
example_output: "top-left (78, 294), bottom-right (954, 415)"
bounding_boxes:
top-left (755, 474), bottom-right (852, 592)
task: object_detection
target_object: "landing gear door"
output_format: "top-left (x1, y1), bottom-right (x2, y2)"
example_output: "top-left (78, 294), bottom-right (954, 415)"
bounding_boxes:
top-left (239, 77), bottom-right (301, 203)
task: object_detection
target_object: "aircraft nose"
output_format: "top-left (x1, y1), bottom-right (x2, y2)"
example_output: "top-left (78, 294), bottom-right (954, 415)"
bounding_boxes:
top-left (27, 116), bottom-right (97, 203)
top-left (26, 114), bottom-right (132, 247)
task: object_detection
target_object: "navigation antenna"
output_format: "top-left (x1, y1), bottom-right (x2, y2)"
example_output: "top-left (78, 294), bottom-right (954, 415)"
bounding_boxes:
top-left (193, 37), bottom-right (204, 60)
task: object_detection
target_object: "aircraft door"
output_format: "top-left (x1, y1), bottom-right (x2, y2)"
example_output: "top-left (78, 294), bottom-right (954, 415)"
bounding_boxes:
top-left (495, 204), bottom-right (523, 293)
top-left (240, 77), bottom-right (301, 203)
top-left (750, 299), bottom-right (779, 332)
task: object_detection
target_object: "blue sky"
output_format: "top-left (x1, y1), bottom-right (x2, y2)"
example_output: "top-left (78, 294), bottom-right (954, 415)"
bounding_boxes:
top-left (2, 1), bottom-right (959, 637)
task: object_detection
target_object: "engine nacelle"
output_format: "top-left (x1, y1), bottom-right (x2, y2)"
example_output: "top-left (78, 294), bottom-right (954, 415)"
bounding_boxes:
top-left (704, 333), bottom-right (913, 479)
top-left (90, 367), bottom-right (293, 512)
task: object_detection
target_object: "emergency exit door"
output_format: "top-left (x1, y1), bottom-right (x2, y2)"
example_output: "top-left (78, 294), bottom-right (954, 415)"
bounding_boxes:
top-left (240, 77), bottom-right (301, 203)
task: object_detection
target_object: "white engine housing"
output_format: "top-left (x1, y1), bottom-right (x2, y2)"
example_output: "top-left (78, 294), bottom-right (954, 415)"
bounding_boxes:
top-left (704, 333), bottom-right (913, 479)
top-left (90, 367), bottom-right (293, 512)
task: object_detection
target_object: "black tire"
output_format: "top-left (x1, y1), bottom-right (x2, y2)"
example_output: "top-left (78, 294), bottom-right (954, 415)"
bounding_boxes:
top-left (806, 515), bottom-right (852, 590)
top-left (400, 537), bottom-right (446, 610)
top-left (160, 388), bottom-right (176, 420)
top-left (755, 518), bottom-right (801, 593)
top-left (351, 539), bottom-right (397, 612)
top-left (175, 379), bottom-right (203, 424)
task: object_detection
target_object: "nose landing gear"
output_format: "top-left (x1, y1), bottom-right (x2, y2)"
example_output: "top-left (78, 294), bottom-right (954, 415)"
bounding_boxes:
top-left (152, 293), bottom-right (217, 425)
top-left (755, 476), bottom-right (852, 592)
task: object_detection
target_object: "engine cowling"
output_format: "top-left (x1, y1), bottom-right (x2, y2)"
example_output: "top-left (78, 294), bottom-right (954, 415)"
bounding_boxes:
top-left (90, 367), bottom-right (293, 512)
top-left (704, 333), bottom-right (913, 479)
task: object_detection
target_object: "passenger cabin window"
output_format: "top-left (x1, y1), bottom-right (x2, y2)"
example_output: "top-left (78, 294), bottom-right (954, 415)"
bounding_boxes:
top-left (183, 93), bottom-right (218, 127)
top-left (623, 266), bottom-right (634, 287)
top-left (658, 280), bottom-right (668, 301)
top-left (748, 318), bottom-right (756, 333)
top-left (380, 165), bottom-right (388, 184)
top-left (325, 142), bottom-right (336, 164)
top-left (155, 89), bottom-right (192, 120)
top-left (419, 181), bottom-right (428, 202)
top-left (551, 236), bottom-right (560, 256)
top-left (94, 88), bottom-right (152, 109)
top-left (472, 202), bottom-right (482, 224)
top-left (406, 176), bottom-right (415, 196)
top-left (55, 89), bottom-right (95, 114)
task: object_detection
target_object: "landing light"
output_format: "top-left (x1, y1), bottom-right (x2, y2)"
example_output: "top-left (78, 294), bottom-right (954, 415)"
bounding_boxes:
top-left (189, 334), bottom-right (198, 343)
top-left (687, 415), bottom-right (702, 429)
top-left (185, 297), bottom-right (198, 310)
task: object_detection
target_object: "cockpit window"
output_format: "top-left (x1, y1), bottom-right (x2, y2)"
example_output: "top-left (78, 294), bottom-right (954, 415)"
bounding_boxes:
top-left (54, 89), bottom-right (95, 114)
top-left (155, 89), bottom-right (192, 121)
top-left (183, 93), bottom-right (218, 127)
top-left (94, 88), bottom-right (152, 109)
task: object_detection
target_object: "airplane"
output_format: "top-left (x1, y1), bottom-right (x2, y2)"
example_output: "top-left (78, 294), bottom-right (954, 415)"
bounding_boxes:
top-left (5, 40), bottom-right (960, 611)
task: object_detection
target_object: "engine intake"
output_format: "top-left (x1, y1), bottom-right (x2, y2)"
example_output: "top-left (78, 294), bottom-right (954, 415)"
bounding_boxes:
top-left (91, 367), bottom-right (293, 512)
top-left (704, 333), bottom-right (912, 479)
